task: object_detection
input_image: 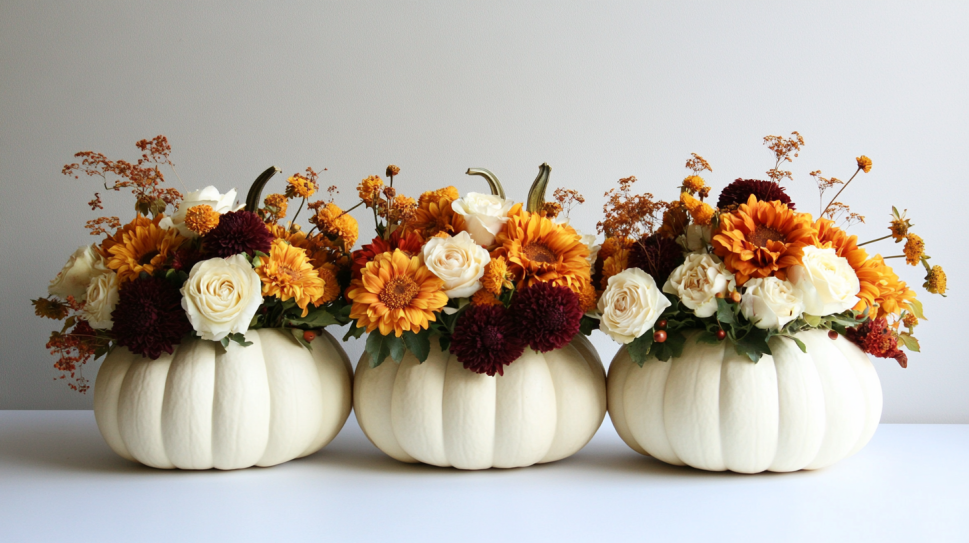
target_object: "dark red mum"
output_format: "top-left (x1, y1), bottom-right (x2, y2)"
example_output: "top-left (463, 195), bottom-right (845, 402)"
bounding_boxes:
top-left (717, 179), bottom-right (795, 210)
top-left (451, 304), bottom-right (526, 376)
top-left (203, 210), bottom-right (274, 258)
top-left (111, 276), bottom-right (192, 359)
top-left (846, 317), bottom-right (908, 368)
top-left (510, 282), bottom-right (583, 353)
top-left (628, 234), bottom-right (685, 287)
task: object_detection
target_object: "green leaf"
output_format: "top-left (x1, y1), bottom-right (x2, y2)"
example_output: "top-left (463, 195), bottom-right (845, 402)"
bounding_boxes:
top-left (579, 316), bottom-right (599, 336)
top-left (388, 335), bottom-right (406, 363)
top-left (790, 336), bottom-right (808, 354)
top-left (366, 333), bottom-right (391, 368)
top-left (343, 325), bottom-right (366, 342)
top-left (627, 334), bottom-right (654, 367)
top-left (734, 328), bottom-right (772, 363)
top-left (803, 314), bottom-right (822, 328)
top-left (220, 337), bottom-right (230, 349)
top-left (664, 331), bottom-right (687, 358)
top-left (225, 332), bottom-right (253, 348)
top-left (716, 298), bottom-right (735, 325)
top-left (908, 298), bottom-right (926, 320)
top-left (898, 332), bottom-right (921, 352)
top-left (285, 308), bottom-right (340, 329)
top-left (403, 329), bottom-right (431, 362)
top-left (695, 331), bottom-right (720, 345)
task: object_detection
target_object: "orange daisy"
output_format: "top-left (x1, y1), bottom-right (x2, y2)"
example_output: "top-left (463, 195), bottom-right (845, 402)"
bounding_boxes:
top-left (347, 249), bottom-right (448, 337)
top-left (857, 255), bottom-right (917, 318)
top-left (712, 194), bottom-right (816, 284)
top-left (492, 210), bottom-right (591, 293)
top-left (107, 218), bottom-right (186, 282)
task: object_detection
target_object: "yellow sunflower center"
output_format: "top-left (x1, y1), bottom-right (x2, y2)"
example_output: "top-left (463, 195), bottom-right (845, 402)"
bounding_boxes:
top-left (749, 226), bottom-right (785, 248)
top-left (524, 241), bottom-right (556, 263)
top-left (380, 276), bottom-right (420, 309)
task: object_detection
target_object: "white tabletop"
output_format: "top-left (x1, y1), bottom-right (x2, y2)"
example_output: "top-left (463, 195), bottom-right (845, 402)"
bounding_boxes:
top-left (0, 411), bottom-right (966, 543)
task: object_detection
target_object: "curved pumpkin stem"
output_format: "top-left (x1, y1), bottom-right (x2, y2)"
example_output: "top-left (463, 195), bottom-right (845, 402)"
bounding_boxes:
top-left (245, 166), bottom-right (282, 212)
top-left (526, 163), bottom-right (551, 213)
top-left (465, 168), bottom-right (505, 199)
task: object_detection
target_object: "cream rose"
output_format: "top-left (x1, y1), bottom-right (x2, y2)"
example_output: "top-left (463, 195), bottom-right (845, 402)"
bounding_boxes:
top-left (788, 246), bottom-right (861, 317)
top-left (181, 254), bottom-right (263, 341)
top-left (663, 253), bottom-right (736, 318)
top-left (598, 268), bottom-right (671, 344)
top-left (740, 277), bottom-right (805, 330)
top-left (48, 244), bottom-right (110, 301)
top-left (422, 231), bottom-right (491, 298)
top-left (676, 224), bottom-right (712, 253)
top-left (82, 272), bottom-right (120, 330)
top-left (450, 192), bottom-right (515, 246)
top-left (160, 186), bottom-right (243, 237)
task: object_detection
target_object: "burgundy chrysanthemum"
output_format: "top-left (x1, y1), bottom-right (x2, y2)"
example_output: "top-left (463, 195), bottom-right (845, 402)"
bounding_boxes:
top-left (111, 276), bottom-right (192, 359)
top-left (717, 179), bottom-right (796, 210)
top-left (846, 317), bottom-right (908, 368)
top-left (628, 234), bottom-right (685, 287)
top-left (203, 210), bottom-right (274, 258)
top-left (510, 282), bottom-right (583, 353)
top-left (451, 304), bottom-right (526, 376)
top-left (171, 244), bottom-right (206, 273)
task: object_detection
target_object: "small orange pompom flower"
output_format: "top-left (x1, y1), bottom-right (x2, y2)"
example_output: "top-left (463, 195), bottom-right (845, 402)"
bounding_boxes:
top-left (184, 204), bottom-right (220, 235)
top-left (856, 156), bottom-right (873, 173)
top-left (903, 234), bottom-right (925, 266)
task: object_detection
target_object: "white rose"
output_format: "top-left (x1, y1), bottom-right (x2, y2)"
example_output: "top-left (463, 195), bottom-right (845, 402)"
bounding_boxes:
top-left (160, 186), bottom-right (243, 237)
top-left (663, 253), bottom-right (736, 318)
top-left (48, 245), bottom-right (110, 301)
top-left (676, 224), bottom-right (712, 253)
top-left (740, 277), bottom-right (805, 330)
top-left (598, 268), bottom-right (671, 344)
top-left (422, 231), bottom-right (491, 298)
top-left (82, 272), bottom-right (120, 330)
top-left (450, 192), bottom-right (515, 246)
top-left (788, 246), bottom-right (861, 317)
top-left (181, 254), bottom-right (263, 341)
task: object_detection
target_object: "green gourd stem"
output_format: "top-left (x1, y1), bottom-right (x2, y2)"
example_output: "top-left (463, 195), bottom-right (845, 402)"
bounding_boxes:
top-left (526, 163), bottom-right (551, 213)
top-left (245, 166), bottom-right (282, 212)
top-left (465, 168), bottom-right (505, 199)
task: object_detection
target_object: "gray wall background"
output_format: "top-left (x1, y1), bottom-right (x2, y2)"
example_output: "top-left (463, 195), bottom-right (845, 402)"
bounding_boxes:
top-left (2, 1), bottom-right (966, 422)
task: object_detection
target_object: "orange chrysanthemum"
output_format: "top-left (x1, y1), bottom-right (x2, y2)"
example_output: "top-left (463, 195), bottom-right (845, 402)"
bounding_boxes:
top-left (481, 256), bottom-right (514, 295)
top-left (263, 193), bottom-right (288, 220)
top-left (600, 252), bottom-right (629, 290)
top-left (184, 204), bottom-right (220, 235)
top-left (285, 175), bottom-right (316, 199)
top-left (309, 202), bottom-right (359, 248)
top-left (577, 279), bottom-right (598, 313)
top-left (682, 175), bottom-right (707, 194)
top-left (316, 266), bottom-right (341, 305)
top-left (406, 186), bottom-right (466, 238)
top-left (107, 219), bottom-right (186, 282)
top-left (347, 250), bottom-right (448, 337)
top-left (257, 239), bottom-right (326, 317)
top-left (681, 192), bottom-right (714, 226)
top-left (712, 194), bottom-right (816, 285)
top-left (857, 255), bottom-right (917, 318)
top-left (814, 218), bottom-right (877, 313)
top-left (358, 175), bottom-right (384, 207)
top-left (493, 210), bottom-right (592, 293)
top-left (470, 289), bottom-right (503, 307)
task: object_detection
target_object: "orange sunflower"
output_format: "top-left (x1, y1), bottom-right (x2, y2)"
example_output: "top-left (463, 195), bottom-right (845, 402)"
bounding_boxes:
top-left (405, 186), bottom-right (466, 238)
top-left (98, 214), bottom-right (157, 258)
top-left (492, 209), bottom-right (592, 293)
top-left (814, 218), bottom-right (878, 313)
top-left (107, 218), bottom-right (186, 282)
top-left (347, 249), bottom-right (448, 337)
top-left (256, 239), bottom-right (326, 317)
top-left (712, 194), bottom-right (816, 284)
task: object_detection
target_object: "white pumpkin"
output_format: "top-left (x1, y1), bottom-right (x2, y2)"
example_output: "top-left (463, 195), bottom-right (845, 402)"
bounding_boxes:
top-left (354, 334), bottom-right (607, 469)
top-left (607, 329), bottom-right (882, 473)
top-left (93, 329), bottom-right (352, 470)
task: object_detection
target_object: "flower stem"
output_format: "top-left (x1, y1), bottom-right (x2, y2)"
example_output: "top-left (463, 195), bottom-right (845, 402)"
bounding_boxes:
top-left (822, 167), bottom-right (861, 217)
top-left (290, 197), bottom-right (306, 231)
top-left (858, 234), bottom-right (892, 247)
top-left (883, 255), bottom-right (905, 260)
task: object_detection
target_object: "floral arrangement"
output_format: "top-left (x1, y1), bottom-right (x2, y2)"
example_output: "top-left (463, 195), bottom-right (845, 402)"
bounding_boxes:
top-left (33, 136), bottom-right (358, 391)
top-left (344, 164), bottom-right (600, 375)
top-left (591, 132), bottom-right (945, 367)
